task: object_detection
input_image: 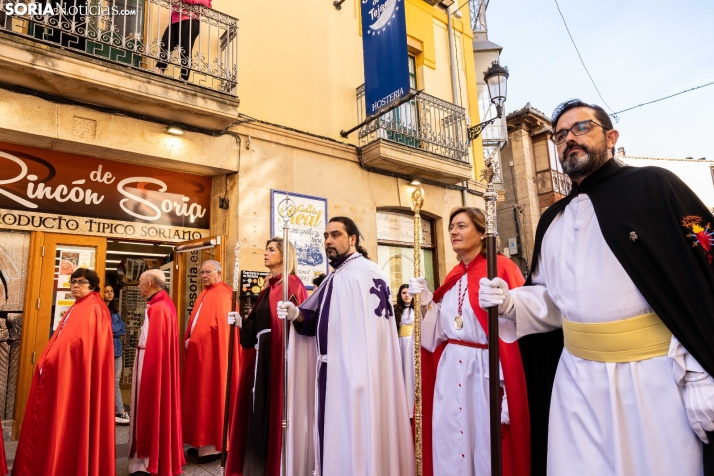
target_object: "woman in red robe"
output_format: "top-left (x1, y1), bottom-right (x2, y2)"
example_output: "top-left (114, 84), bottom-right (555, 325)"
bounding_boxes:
top-left (13, 268), bottom-right (115, 476)
top-left (226, 237), bottom-right (307, 476)
top-left (410, 207), bottom-right (530, 476)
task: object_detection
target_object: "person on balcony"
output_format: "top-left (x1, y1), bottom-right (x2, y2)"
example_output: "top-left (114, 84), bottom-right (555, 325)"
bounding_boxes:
top-left (409, 207), bottom-right (530, 476)
top-left (154, 0), bottom-right (212, 81)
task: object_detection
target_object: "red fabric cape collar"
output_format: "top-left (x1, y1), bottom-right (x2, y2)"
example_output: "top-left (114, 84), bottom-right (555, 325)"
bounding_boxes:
top-left (432, 255), bottom-right (482, 304)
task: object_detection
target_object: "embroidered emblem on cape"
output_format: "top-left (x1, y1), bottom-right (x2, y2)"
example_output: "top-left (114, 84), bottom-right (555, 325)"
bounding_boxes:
top-left (629, 231), bottom-right (638, 242)
top-left (682, 215), bottom-right (714, 264)
top-left (369, 278), bottom-right (394, 320)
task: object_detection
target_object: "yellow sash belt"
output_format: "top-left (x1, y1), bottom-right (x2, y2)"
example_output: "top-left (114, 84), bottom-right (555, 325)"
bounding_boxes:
top-left (398, 324), bottom-right (414, 338)
top-left (562, 312), bottom-right (672, 363)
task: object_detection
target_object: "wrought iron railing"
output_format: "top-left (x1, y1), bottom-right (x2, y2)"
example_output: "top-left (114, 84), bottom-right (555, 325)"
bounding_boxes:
top-left (356, 85), bottom-right (470, 163)
top-left (536, 169), bottom-right (572, 196)
top-left (469, 0), bottom-right (488, 32)
top-left (0, 0), bottom-right (238, 95)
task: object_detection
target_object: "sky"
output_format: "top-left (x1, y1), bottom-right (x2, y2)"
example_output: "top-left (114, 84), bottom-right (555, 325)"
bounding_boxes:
top-left (483, 0), bottom-right (714, 206)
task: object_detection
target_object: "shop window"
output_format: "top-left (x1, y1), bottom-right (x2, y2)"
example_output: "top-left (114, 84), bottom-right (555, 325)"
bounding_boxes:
top-left (376, 211), bottom-right (436, 301)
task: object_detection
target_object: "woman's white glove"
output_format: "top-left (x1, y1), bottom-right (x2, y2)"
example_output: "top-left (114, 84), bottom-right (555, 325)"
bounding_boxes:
top-left (408, 277), bottom-right (433, 306)
top-left (478, 277), bottom-right (514, 316)
top-left (277, 301), bottom-right (300, 322)
top-left (227, 311), bottom-right (242, 328)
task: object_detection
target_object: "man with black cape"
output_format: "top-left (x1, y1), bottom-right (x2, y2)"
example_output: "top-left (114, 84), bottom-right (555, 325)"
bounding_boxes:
top-left (479, 99), bottom-right (714, 476)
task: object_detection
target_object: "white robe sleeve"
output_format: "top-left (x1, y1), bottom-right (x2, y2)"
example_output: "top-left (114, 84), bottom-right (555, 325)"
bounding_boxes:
top-left (668, 335), bottom-right (714, 443)
top-left (500, 266), bottom-right (563, 342)
top-left (420, 302), bottom-right (447, 352)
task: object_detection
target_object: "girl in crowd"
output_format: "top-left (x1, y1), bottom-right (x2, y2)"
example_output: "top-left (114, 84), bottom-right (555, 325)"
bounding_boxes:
top-left (105, 284), bottom-right (129, 425)
top-left (395, 283), bottom-right (416, 419)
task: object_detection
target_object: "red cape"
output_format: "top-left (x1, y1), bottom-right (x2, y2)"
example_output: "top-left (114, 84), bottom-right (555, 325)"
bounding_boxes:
top-left (130, 289), bottom-right (185, 475)
top-left (420, 254), bottom-right (530, 476)
top-left (13, 292), bottom-right (115, 476)
top-left (182, 281), bottom-right (239, 450)
top-left (226, 274), bottom-right (307, 476)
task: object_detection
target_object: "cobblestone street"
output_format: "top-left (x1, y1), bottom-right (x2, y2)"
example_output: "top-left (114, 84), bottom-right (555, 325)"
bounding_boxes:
top-left (4, 425), bottom-right (225, 475)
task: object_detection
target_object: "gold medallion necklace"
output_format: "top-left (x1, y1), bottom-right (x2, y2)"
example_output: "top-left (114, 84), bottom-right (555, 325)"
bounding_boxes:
top-left (454, 277), bottom-right (467, 330)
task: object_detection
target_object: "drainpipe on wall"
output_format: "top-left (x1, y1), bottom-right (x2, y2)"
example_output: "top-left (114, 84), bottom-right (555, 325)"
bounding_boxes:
top-left (447, 8), bottom-right (469, 206)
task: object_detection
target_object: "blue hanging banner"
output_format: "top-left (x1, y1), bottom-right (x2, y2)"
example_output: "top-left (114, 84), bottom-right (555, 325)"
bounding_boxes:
top-left (361, 0), bottom-right (410, 117)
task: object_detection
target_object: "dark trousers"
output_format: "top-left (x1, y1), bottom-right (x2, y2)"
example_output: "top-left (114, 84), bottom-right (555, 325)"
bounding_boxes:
top-left (156, 19), bottom-right (200, 81)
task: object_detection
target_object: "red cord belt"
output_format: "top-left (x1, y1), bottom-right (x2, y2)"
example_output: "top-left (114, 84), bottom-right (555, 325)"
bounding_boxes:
top-left (447, 339), bottom-right (488, 349)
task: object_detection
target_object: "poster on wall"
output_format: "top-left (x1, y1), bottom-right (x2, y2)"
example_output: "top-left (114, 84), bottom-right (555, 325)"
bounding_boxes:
top-left (270, 190), bottom-right (328, 290)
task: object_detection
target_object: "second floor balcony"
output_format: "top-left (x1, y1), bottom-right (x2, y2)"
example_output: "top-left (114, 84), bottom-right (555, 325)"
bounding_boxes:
top-left (536, 168), bottom-right (572, 208)
top-left (0, 0), bottom-right (239, 129)
top-left (355, 84), bottom-right (473, 185)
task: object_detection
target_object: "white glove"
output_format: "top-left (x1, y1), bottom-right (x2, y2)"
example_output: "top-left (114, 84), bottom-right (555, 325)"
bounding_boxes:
top-left (277, 301), bottom-right (300, 322)
top-left (501, 389), bottom-right (510, 425)
top-left (478, 277), bottom-right (514, 316)
top-left (408, 277), bottom-right (433, 306)
top-left (227, 311), bottom-right (242, 328)
top-left (682, 374), bottom-right (714, 443)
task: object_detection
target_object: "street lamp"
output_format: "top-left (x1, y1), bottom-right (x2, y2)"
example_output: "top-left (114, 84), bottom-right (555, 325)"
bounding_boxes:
top-left (468, 60), bottom-right (509, 140)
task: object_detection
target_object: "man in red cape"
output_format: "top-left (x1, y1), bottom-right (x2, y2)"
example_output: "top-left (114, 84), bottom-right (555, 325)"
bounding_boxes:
top-left (13, 268), bottom-right (115, 476)
top-left (226, 271), bottom-right (307, 476)
top-left (182, 260), bottom-right (239, 464)
top-left (417, 255), bottom-right (530, 476)
top-left (128, 269), bottom-right (185, 476)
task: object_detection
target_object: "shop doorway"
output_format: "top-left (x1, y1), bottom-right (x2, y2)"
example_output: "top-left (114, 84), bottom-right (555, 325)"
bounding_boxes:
top-left (104, 239), bottom-right (175, 405)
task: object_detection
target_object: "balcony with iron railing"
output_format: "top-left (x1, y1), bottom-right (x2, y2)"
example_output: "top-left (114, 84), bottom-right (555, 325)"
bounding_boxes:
top-left (536, 169), bottom-right (572, 206)
top-left (355, 84), bottom-right (472, 185)
top-left (0, 0), bottom-right (239, 129)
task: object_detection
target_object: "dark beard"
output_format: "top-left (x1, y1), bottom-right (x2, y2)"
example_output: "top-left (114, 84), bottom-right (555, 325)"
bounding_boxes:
top-left (559, 141), bottom-right (609, 181)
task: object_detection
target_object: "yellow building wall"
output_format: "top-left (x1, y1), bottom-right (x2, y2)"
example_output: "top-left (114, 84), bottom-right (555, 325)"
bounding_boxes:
top-left (216, 0), bottom-right (484, 174)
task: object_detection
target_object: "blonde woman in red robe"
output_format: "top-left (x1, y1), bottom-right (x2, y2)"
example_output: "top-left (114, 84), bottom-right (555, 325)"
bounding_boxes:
top-left (225, 237), bottom-right (307, 476)
top-left (409, 207), bottom-right (530, 476)
top-left (182, 260), bottom-right (239, 464)
top-left (13, 268), bottom-right (114, 476)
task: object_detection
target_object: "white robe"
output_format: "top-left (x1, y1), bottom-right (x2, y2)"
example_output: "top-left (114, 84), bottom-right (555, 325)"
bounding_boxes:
top-left (422, 275), bottom-right (504, 476)
top-left (128, 309), bottom-right (150, 473)
top-left (286, 324), bottom-right (318, 476)
top-left (501, 193), bottom-right (704, 476)
top-left (291, 254), bottom-right (415, 476)
top-left (399, 308), bottom-right (415, 418)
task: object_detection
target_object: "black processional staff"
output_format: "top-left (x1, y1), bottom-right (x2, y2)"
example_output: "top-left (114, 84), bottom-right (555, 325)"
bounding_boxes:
top-left (468, 59), bottom-right (509, 476)
top-left (220, 241), bottom-right (241, 474)
top-left (483, 164), bottom-right (502, 476)
top-left (278, 194), bottom-right (295, 476)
